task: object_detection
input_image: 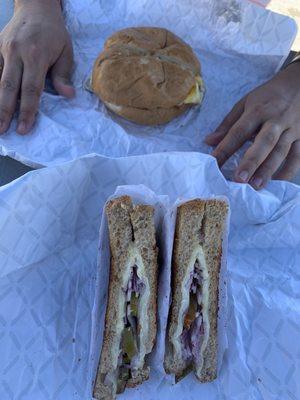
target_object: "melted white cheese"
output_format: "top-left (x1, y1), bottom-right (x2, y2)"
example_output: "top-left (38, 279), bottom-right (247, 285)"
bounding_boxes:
top-left (105, 102), bottom-right (123, 113)
top-left (171, 245), bottom-right (210, 370)
top-left (195, 248), bottom-right (210, 374)
top-left (113, 244), bottom-right (150, 370)
top-left (183, 76), bottom-right (205, 105)
top-left (128, 246), bottom-right (151, 370)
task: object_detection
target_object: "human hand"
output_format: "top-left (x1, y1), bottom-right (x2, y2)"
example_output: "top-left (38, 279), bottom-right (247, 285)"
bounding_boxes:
top-left (206, 62), bottom-right (300, 189)
top-left (0, 0), bottom-right (75, 135)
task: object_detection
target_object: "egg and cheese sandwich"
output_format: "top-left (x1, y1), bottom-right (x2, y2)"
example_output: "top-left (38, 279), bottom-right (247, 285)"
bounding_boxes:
top-left (91, 27), bottom-right (205, 126)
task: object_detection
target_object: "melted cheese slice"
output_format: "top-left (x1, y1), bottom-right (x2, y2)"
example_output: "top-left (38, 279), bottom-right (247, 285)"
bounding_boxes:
top-left (172, 245), bottom-right (210, 370)
top-left (183, 76), bottom-right (205, 105)
top-left (114, 245), bottom-right (150, 371)
top-left (104, 76), bottom-right (204, 113)
top-left (105, 101), bottom-right (123, 113)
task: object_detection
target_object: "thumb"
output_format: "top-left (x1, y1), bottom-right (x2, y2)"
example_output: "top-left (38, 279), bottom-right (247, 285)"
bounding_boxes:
top-left (51, 43), bottom-right (75, 98)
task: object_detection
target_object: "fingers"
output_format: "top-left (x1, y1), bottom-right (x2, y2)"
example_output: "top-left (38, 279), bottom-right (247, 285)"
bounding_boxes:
top-left (273, 140), bottom-right (300, 181)
top-left (212, 110), bottom-right (263, 167)
top-left (205, 97), bottom-right (245, 145)
top-left (248, 130), bottom-right (294, 189)
top-left (17, 59), bottom-right (48, 134)
top-left (51, 41), bottom-right (75, 98)
top-left (0, 55), bottom-right (22, 134)
top-left (235, 120), bottom-right (283, 183)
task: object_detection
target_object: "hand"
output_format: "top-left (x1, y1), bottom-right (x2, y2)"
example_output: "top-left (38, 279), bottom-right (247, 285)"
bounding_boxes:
top-left (206, 62), bottom-right (300, 189)
top-left (0, 0), bottom-right (75, 135)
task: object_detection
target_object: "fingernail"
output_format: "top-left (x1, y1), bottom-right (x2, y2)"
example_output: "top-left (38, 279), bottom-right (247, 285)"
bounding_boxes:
top-left (252, 177), bottom-right (263, 188)
top-left (17, 121), bottom-right (27, 134)
top-left (238, 170), bottom-right (249, 182)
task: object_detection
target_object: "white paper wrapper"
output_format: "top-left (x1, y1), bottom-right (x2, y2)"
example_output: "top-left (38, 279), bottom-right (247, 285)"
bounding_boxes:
top-left (0, 152), bottom-right (299, 399)
top-left (0, 0), bottom-right (297, 173)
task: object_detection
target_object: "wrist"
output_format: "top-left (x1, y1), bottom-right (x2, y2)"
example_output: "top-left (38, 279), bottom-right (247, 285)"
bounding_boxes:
top-left (15, 0), bottom-right (62, 12)
top-left (284, 61), bottom-right (300, 85)
top-left (286, 60), bottom-right (300, 73)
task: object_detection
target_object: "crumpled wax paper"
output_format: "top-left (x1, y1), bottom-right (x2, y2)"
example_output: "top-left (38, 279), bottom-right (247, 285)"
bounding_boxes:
top-left (0, 0), bottom-right (297, 174)
top-left (0, 152), bottom-right (299, 400)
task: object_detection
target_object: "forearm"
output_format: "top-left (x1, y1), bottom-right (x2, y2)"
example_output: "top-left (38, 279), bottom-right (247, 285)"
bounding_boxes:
top-left (285, 57), bottom-right (300, 84)
top-left (14, 0), bottom-right (62, 12)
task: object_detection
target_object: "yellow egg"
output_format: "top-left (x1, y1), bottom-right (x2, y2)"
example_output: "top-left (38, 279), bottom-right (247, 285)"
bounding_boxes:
top-left (183, 76), bottom-right (205, 105)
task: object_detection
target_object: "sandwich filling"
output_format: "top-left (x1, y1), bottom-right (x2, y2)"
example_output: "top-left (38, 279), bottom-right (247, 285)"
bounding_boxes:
top-left (103, 76), bottom-right (205, 113)
top-left (183, 76), bottom-right (205, 105)
top-left (116, 247), bottom-right (150, 393)
top-left (172, 246), bottom-right (210, 376)
top-left (181, 260), bottom-right (204, 362)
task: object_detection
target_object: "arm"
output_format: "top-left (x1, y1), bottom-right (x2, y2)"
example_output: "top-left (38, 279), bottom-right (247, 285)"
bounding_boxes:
top-left (0, 0), bottom-right (74, 135)
top-left (206, 58), bottom-right (300, 188)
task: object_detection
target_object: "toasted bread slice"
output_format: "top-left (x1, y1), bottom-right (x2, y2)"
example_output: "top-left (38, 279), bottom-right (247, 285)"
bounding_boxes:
top-left (164, 199), bottom-right (228, 382)
top-left (93, 196), bottom-right (158, 399)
